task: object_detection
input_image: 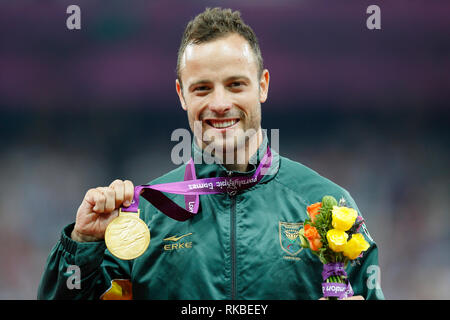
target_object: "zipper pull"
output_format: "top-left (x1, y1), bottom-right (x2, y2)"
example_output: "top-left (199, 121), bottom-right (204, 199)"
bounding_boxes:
top-left (226, 171), bottom-right (237, 196)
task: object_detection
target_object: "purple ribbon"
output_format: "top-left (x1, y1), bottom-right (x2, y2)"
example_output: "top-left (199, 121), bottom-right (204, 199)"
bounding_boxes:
top-left (321, 262), bottom-right (354, 299)
top-left (322, 262), bottom-right (347, 280)
top-left (121, 146), bottom-right (273, 221)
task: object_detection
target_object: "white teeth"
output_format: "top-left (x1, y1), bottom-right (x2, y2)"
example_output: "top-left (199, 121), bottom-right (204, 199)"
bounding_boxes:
top-left (210, 119), bottom-right (237, 128)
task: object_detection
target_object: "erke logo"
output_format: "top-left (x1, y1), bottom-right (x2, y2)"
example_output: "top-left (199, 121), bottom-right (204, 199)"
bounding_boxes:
top-left (163, 233), bottom-right (193, 251)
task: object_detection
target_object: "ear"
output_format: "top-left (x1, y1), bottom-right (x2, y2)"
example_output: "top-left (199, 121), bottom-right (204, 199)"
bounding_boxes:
top-left (176, 79), bottom-right (187, 111)
top-left (259, 69), bottom-right (270, 103)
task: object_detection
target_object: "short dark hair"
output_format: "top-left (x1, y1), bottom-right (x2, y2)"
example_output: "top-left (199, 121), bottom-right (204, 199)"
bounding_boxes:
top-left (177, 7), bottom-right (263, 86)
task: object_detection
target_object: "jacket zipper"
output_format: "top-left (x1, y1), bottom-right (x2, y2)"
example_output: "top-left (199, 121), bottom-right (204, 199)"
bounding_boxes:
top-left (229, 192), bottom-right (237, 300)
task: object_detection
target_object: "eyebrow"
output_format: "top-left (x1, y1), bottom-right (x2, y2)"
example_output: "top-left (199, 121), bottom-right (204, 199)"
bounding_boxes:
top-left (225, 75), bottom-right (251, 83)
top-left (188, 75), bottom-right (251, 91)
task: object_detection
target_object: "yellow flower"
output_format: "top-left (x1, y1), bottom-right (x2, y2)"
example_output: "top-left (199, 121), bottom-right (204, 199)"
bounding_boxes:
top-left (343, 233), bottom-right (370, 260)
top-left (326, 229), bottom-right (348, 252)
top-left (331, 206), bottom-right (358, 231)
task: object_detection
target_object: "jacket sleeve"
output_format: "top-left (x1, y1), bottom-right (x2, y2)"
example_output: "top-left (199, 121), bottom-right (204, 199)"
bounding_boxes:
top-left (343, 193), bottom-right (385, 300)
top-left (37, 223), bottom-right (132, 300)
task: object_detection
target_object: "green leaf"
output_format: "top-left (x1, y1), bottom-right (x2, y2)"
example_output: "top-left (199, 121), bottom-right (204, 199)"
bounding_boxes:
top-left (298, 232), bottom-right (309, 249)
top-left (318, 252), bottom-right (328, 264)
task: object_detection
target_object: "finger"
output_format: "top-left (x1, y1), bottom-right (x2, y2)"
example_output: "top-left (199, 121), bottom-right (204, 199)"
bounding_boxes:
top-left (109, 179), bottom-right (125, 208)
top-left (99, 187), bottom-right (116, 213)
top-left (123, 180), bottom-right (135, 207)
top-left (81, 188), bottom-right (101, 214)
top-left (83, 188), bottom-right (97, 207)
top-left (89, 188), bottom-right (106, 213)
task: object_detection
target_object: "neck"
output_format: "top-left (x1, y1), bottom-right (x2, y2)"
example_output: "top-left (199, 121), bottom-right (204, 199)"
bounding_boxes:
top-left (222, 128), bottom-right (264, 173)
top-left (223, 161), bottom-right (251, 173)
top-left (195, 128), bottom-right (264, 173)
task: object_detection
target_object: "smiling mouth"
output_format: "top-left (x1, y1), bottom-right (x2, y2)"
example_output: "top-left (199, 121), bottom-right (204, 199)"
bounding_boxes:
top-left (205, 119), bottom-right (240, 129)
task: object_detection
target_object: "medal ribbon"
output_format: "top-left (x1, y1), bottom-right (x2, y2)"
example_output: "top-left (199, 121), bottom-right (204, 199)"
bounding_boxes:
top-left (121, 146), bottom-right (273, 221)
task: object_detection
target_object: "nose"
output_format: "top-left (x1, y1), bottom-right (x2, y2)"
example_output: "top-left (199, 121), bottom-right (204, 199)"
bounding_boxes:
top-left (208, 87), bottom-right (232, 115)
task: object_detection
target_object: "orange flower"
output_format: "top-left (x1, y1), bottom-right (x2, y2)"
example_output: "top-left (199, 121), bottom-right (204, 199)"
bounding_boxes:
top-left (309, 238), bottom-right (322, 251)
top-left (307, 202), bottom-right (322, 224)
top-left (304, 224), bottom-right (322, 251)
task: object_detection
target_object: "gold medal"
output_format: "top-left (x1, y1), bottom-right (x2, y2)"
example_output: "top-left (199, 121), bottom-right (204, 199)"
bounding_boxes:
top-left (105, 209), bottom-right (150, 260)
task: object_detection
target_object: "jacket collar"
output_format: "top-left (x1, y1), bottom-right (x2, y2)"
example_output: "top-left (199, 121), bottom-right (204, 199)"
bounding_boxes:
top-left (191, 130), bottom-right (280, 185)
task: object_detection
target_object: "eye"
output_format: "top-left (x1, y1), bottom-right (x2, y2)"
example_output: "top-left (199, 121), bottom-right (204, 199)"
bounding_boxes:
top-left (194, 85), bottom-right (210, 92)
top-left (227, 81), bottom-right (246, 92)
top-left (229, 81), bottom-right (243, 88)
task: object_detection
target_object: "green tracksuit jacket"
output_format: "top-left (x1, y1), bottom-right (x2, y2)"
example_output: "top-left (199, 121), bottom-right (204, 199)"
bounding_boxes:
top-left (38, 137), bottom-right (384, 300)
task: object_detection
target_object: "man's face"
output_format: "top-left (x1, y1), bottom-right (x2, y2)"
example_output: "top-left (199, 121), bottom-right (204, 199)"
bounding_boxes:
top-left (176, 33), bottom-right (269, 160)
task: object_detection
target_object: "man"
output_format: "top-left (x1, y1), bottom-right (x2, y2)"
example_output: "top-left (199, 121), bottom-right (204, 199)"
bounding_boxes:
top-left (38, 7), bottom-right (384, 300)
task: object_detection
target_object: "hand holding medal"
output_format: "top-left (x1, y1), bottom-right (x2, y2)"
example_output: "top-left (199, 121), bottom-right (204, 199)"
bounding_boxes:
top-left (71, 179), bottom-right (138, 244)
top-left (71, 178), bottom-right (151, 260)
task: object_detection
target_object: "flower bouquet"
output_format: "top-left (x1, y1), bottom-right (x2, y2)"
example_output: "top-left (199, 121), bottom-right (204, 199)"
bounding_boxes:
top-left (299, 196), bottom-right (370, 300)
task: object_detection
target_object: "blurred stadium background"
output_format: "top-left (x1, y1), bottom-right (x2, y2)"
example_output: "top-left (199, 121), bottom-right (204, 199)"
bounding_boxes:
top-left (0, 0), bottom-right (449, 299)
